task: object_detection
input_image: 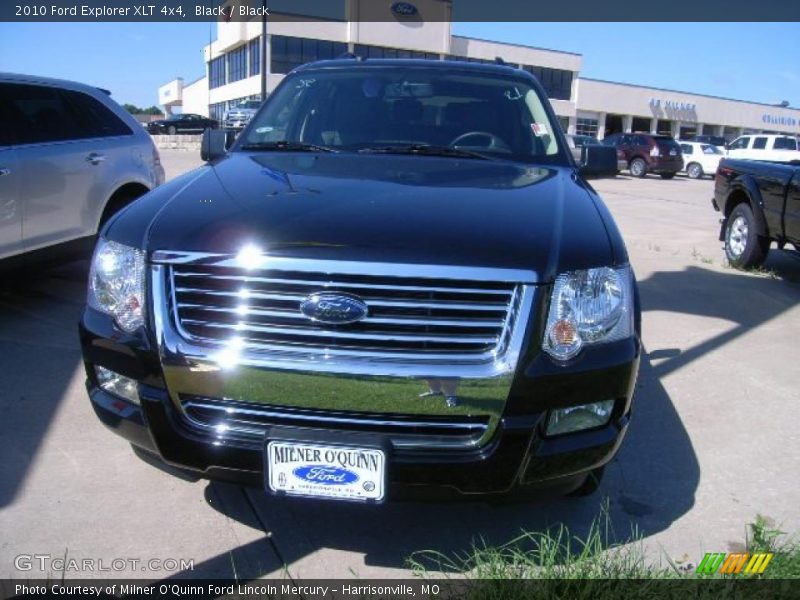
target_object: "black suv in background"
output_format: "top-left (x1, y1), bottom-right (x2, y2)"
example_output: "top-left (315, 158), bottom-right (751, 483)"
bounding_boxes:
top-left (603, 133), bottom-right (683, 178)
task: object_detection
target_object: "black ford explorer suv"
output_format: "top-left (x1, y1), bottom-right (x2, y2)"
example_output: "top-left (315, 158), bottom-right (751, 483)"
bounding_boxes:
top-left (80, 59), bottom-right (641, 503)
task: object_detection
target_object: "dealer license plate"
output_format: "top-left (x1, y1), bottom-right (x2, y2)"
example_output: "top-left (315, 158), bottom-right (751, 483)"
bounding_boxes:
top-left (266, 441), bottom-right (386, 502)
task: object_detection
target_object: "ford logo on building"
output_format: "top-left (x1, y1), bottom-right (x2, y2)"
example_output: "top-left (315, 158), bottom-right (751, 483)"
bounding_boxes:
top-left (391, 2), bottom-right (418, 16)
top-left (293, 465), bottom-right (359, 485)
top-left (300, 293), bottom-right (368, 325)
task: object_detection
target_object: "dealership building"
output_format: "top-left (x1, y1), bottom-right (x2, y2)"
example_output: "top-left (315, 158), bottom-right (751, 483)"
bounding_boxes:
top-left (158, 0), bottom-right (800, 140)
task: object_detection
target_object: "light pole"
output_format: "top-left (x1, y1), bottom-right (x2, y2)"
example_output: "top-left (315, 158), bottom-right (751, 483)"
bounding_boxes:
top-left (260, 0), bottom-right (267, 101)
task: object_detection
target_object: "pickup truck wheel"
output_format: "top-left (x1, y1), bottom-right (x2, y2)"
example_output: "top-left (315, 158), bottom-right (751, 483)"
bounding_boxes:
top-left (725, 203), bottom-right (769, 268)
top-left (629, 158), bottom-right (647, 178)
top-left (659, 172), bottom-right (676, 179)
top-left (686, 163), bottom-right (703, 179)
top-left (568, 466), bottom-right (605, 497)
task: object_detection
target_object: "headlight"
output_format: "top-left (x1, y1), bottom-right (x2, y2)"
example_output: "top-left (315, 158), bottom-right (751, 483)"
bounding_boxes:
top-left (88, 239), bottom-right (146, 332)
top-left (543, 265), bottom-right (634, 361)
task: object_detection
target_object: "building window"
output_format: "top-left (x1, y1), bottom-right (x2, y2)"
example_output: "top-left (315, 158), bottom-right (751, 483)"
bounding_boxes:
top-left (209, 56), bottom-right (226, 89)
top-left (355, 44), bottom-right (440, 60)
top-left (209, 102), bottom-right (226, 122)
top-left (575, 118), bottom-right (598, 137)
top-left (249, 37), bottom-right (261, 76)
top-left (227, 45), bottom-right (247, 83)
top-left (271, 36), bottom-right (347, 75)
top-left (521, 65), bottom-right (573, 100)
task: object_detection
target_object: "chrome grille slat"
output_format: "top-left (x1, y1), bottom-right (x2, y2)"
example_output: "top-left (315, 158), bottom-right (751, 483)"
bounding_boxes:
top-left (175, 303), bottom-right (504, 328)
top-left (175, 292), bottom-right (509, 312)
top-left (169, 261), bottom-right (529, 360)
top-left (174, 276), bottom-right (513, 296)
top-left (181, 398), bottom-right (490, 451)
top-left (181, 319), bottom-right (499, 345)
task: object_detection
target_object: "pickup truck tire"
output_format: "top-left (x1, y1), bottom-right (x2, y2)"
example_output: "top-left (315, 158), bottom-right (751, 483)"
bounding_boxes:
top-left (686, 163), bottom-right (704, 179)
top-left (568, 466), bottom-right (605, 497)
top-left (725, 203), bottom-right (770, 268)
top-left (659, 172), bottom-right (677, 179)
top-left (629, 158), bottom-right (647, 178)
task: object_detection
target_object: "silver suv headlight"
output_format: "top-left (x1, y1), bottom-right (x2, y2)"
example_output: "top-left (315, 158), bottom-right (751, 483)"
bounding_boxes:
top-left (543, 265), bottom-right (634, 361)
top-left (88, 239), bottom-right (146, 332)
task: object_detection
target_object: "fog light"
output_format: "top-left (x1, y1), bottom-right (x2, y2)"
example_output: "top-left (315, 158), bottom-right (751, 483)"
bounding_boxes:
top-left (95, 366), bottom-right (139, 405)
top-left (546, 400), bottom-right (615, 436)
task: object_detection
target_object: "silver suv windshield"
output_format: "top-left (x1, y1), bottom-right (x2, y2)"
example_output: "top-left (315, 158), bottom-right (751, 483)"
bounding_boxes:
top-left (238, 66), bottom-right (564, 163)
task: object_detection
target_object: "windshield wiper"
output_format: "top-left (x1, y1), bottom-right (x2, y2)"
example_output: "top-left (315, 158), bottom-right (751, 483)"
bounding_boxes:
top-left (239, 141), bottom-right (339, 153)
top-left (357, 144), bottom-right (492, 160)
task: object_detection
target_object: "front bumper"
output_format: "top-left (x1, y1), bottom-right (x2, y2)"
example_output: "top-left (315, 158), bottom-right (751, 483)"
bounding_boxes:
top-left (80, 306), bottom-right (640, 498)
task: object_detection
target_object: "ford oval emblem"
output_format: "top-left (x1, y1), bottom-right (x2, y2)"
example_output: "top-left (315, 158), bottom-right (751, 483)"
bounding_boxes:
top-left (293, 465), bottom-right (359, 486)
top-left (300, 293), bottom-right (368, 325)
top-left (391, 1), bottom-right (418, 16)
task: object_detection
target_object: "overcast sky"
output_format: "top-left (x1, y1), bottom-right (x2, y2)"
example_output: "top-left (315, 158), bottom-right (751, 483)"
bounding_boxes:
top-left (1, 22), bottom-right (797, 108)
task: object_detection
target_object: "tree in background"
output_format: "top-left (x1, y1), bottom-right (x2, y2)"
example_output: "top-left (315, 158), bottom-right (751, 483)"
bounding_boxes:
top-left (122, 103), bottom-right (164, 116)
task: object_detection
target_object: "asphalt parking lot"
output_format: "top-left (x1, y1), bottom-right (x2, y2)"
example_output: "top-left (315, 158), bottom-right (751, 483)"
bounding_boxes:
top-left (1, 149), bottom-right (798, 580)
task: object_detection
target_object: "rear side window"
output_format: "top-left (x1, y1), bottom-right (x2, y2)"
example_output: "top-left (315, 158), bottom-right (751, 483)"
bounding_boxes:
top-left (752, 137), bottom-right (768, 150)
top-left (1, 83), bottom-right (85, 145)
top-left (635, 135), bottom-right (650, 146)
top-left (63, 90), bottom-right (132, 138)
top-left (680, 144), bottom-right (693, 155)
top-left (728, 137), bottom-right (750, 150)
top-left (0, 83), bottom-right (131, 145)
top-left (773, 137), bottom-right (798, 151)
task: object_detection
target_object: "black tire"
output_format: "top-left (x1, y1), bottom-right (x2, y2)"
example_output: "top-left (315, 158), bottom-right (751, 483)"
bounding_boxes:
top-left (725, 203), bottom-right (770, 269)
top-left (167, 125), bottom-right (177, 135)
top-left (629, 157), bottom-right (647, 178)
top-left (659, 172), bottom-right (677, 179)
top-left (568, 466), bottom-right (605, 497)
top-left (686, 162), bottom-right (704, 179)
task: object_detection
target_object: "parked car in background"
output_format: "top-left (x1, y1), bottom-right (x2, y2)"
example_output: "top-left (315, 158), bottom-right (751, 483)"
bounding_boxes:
top-left (146, 113), bottom-right (218, 135)
top-left (224, 100), bottom-right (262, 130)
top-left (686, 134), bottom-right (727, 149)
top-left (80, 59), bottom-right (639, 503)
top-left (0, 73), bottom-right (164, 265)
top-left (602, 133), bottom-right (683, 178)
top-left (679, 141), bottom-right (724, 179)
top-left (726, 134), bottom-right (800, 162)
top-left (566, 134), bottom-right (626, 172)
top-left (713, 158), bottom-right (800, 267)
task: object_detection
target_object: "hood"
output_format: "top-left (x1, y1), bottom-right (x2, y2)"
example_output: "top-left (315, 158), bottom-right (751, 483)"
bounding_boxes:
top-left (110, 152), bottom-right (619, 281)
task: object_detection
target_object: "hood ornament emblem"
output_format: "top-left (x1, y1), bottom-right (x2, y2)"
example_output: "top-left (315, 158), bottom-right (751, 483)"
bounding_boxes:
top-left (300, 293), bottom-right (368, 325)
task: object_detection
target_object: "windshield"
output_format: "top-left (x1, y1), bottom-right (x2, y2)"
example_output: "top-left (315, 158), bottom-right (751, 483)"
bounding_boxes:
top-left (238, 67), bottom-right (564, 163)
top-left (237, 101), bottom-right (261, 110)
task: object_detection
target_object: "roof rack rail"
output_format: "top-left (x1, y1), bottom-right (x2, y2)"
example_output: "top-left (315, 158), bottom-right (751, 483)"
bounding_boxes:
top-left (337, 52), bottom-right (367, 62)
top-left (494, 57), bottom-right (506, 65)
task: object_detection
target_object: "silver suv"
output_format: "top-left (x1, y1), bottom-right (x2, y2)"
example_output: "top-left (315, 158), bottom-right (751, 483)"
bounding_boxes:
top-left (0, 73), bottom-right (165, 264)
top-left (223, 100), bottom-right (262, 130)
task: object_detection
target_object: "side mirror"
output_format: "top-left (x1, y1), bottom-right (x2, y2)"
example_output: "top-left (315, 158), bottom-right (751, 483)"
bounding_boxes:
top-left (578, 145), bottom-right (618, 178)
top-left (201, 128), bottom-right (228, 161)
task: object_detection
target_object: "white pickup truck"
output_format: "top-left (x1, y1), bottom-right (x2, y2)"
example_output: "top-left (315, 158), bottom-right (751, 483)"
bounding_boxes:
top-left (726, 134), bottom-right (800, 162)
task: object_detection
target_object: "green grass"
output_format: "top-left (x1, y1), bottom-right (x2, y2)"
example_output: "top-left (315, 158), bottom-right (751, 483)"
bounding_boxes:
top-left (406, 502), bottom-right (800, 599)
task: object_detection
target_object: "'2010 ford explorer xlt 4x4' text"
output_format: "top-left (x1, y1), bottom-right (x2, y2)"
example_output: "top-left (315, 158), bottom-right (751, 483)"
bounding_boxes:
top-left (79, 59), bottom-right (640, 503)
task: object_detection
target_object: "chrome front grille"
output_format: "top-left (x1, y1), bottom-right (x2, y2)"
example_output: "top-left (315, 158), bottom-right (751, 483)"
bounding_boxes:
top-left (168, 261), bottom-right (529, 363)
top-left (181, 397), bottom-right (491, 453)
